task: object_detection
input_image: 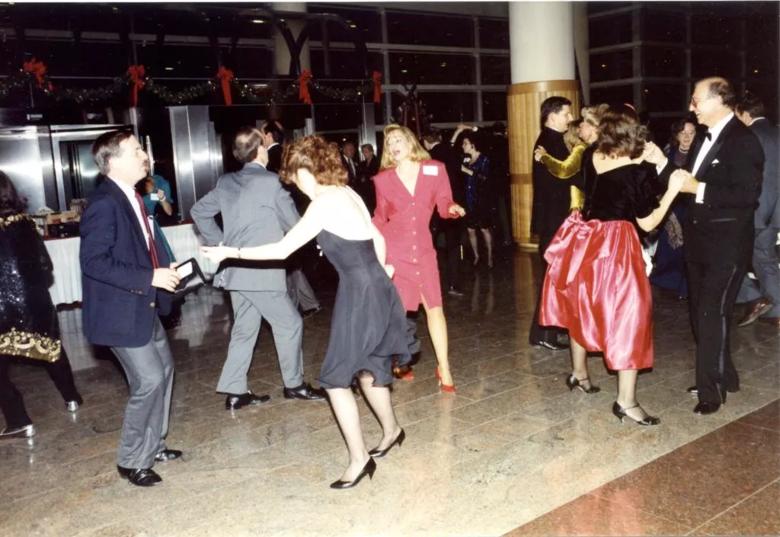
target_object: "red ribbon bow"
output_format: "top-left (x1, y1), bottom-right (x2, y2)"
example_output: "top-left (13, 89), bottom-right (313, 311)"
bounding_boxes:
top-left (22, 58), bottom-right (48, 88)
top-left (127, 65), bottom-right (146, 107)
top-left (372, 71), bottom-right (382, 104)
top-left (216, 66), bottom-right (234, 106)
top-left (298, 69), bottom-right (313, 105)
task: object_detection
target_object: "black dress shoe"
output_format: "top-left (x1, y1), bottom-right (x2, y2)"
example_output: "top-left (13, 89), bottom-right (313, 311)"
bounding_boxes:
top-left (225, 391), bottom-right (271, 410)
top-left (154, 449), bottom-right (183, 462)
top-left (686, 385), bottom-right (739, 396)
top-left (368, 429), bottom-right (405, 458)
top-left (283, 383), bottom-right (326, 401)
top-left (694, 401), bottom-right (721, 415)
top-left (531, 339), bottom-right (569, 351)
top-left (117, 466), bottom-right (162, 487)
top-left (447, 286), bottom-right (464, 297)
top-left (330, 457), bottom-right (377, 490)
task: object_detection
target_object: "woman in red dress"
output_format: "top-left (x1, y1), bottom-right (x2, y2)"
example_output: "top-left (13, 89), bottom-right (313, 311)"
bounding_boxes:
top-left (540, 107), bottom-right (685, 425)
top-left (373, 125), bottom-right (465, 391)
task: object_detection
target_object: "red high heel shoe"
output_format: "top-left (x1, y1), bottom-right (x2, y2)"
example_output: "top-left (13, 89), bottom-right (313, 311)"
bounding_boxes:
top-left (435, 367), bottom-right (456, 393)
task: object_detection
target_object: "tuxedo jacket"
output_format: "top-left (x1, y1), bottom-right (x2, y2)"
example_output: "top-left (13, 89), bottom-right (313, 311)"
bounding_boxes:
top-left (266, 144), bottom-right (283, 174)
top-left (749, 118), bottom-right (780, 228)
top-left (531, 127), bottom-right (571, 239)
top-left (658, 116), bottom-right (764, 265)
top-left (80, 179), bottom-right (172, 348)
top-left (190, 162), bottom-right (299, 292)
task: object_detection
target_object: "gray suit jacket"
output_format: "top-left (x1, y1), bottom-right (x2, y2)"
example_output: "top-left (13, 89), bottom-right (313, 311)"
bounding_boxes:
top-left (750, 118), bottom-right (780, 228)
top-left (191, 162), bottom-right (300, 291)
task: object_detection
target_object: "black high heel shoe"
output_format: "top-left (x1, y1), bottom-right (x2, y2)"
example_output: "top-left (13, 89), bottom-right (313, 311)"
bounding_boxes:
top-left (330, 457), bottom-right (377, 490)
top-left (368, 429), bottom-right (405, 458)
top-left (612, 402), bottom-right (660, 426)
top-left (565, 374), bottom-right (600, 394)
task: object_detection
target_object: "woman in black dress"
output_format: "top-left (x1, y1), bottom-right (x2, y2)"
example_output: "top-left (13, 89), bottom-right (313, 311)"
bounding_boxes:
top-left (461, 133), bottom-right (496, 268)
top-left (202, 136), bottom-right (411, 489)
top-left (0, 171), bottom-right (83, 439)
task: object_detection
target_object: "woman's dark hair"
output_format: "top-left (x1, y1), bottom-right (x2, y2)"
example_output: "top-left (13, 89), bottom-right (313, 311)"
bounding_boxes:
top-left (280, 135), bottom-right (348, 186)
top-left (597, 107), bottom-right (649, 159)
top-left (0, 170), bottom-right (27, 216)
top-left (461, 133), bottom-right (482, 152)
top-left (668, 114), bottom-right (698, 149)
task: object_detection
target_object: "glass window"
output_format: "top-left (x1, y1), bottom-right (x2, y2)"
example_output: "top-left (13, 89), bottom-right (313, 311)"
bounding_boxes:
top-left (391, 91), bottom-right (476, 124)
top-left (478, 19), bottom-right (509, 49)
top-left (589, 13), bottom-right (634, 48)
top-left (590, 85), bottom-right (634, 106)
top-left (389, 53), bottom-right (474, 85)
top-left (643, 46), bottom-right (685, 77)
top-left (590, 50), bottom-right (633, 82)
top-left (310, 50), bottom-right (383, 79)
top-left (314, 103), bottom-right (363, 131)
top-left (482, 92), bottom-right (507, 122)
top-left (138, 45), bottom-right (220, 78)
top-left (480, 56), bottom-right (510, 85)
top-left (641, 9), bottom-right (686, 42)
top-left (588, 2), bottom-right (634, 15)
top-left (387, 12), bottom-right (473, 47)
top-left (691, 49), bottom-right (741, 79)
top-left (20, 41), bottom-right (126, 78)
top-left (307, 6), bottom-right (382, 43)
top-left (643, 84), bottom-right (687, 113)
top-left (691, 12), bottom-right (742, 47)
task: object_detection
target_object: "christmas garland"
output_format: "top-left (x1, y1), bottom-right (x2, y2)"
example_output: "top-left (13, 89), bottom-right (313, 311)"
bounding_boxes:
top-left (0, 59), bottom-right (384, 107)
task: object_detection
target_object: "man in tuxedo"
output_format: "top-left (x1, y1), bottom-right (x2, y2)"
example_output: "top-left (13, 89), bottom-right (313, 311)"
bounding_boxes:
top-left (191, 127), bottom-right (324, 410)
top-left (529, 96), bottom-right (573, 350)
top-left (341, 141), bottom-right (358, 185)
top-left (734, 94), bottom-right (780, 327)
top-left (423, 129), bottom-right (466, 296)
top-left (80, 131), bottom-right (183, 487)
top-left (650, 77), bottom-right (764, 415)
top-left (261, 120), bottom-right (284, 174)
top-left (354, 143), bottom-right (379, 214)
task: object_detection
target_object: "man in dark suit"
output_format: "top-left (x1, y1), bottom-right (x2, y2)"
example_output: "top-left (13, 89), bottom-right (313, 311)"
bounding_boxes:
top-left (734, 94), bottom-right (780, 327)
top-left (355, 143), bottom-right (379, 214)
top-left (529, 96), bottom-right (573, 350)
top-left (191, 127), bottom-right (324, 410)
top-left (650, 77), bottom-right (764, 415)
top-left (423, 128), bottom-right (466, 296)
top-left (261, 120), bottom-right (284, 174)
top-left (80, 131), bottom-right (183, 487)
top-left (341, 141), bottom-right (358, 186)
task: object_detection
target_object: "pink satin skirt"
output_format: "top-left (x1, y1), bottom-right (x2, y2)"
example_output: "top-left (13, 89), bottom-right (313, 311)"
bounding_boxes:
top-left (540, 212), bottom-right (654, 371)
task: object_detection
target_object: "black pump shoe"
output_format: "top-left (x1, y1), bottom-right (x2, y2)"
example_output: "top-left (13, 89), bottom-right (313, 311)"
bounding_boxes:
top-left (565, 374), bottom-right (600, 394)
top-left (612, 402), bottom-right (660, 426)
top-left (330, 457), bottom-right (377, 490)
top-left (368, 429), bottom-right (405, 458)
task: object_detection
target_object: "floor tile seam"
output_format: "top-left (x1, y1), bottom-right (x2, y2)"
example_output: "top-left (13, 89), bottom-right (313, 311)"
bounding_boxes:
top-left (683, 476), bottom-right (780, 536)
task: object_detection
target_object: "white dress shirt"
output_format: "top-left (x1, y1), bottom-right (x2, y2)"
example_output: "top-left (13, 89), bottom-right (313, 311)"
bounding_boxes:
top-left (109, 177), bottom-right (153, 245)
top-left (692, 112), bottom-right (735, 203)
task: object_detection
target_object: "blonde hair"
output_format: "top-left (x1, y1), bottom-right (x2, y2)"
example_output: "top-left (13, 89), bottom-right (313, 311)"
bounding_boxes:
top-left (379, 124), bottom-right (431, 170)
top-left (581, 104), bottom-right (610, 128)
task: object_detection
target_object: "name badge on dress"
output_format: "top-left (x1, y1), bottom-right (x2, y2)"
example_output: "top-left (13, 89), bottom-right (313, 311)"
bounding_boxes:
top-left (422, 165), bottom-right (438, 176)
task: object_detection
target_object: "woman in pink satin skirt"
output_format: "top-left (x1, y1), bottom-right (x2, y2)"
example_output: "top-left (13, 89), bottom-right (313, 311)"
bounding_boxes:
top-left (540, 107), bottom-right (685, 425)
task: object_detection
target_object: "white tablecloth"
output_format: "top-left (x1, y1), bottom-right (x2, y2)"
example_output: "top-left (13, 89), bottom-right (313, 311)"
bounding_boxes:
top-left (45, 223), bottom-right (217, 305)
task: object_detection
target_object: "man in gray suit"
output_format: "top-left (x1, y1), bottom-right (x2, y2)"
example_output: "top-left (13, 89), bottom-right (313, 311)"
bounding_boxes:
top-left (735, 94), bottom-right (780, 327)
top-left (191, 127), bottom-right (324, 410)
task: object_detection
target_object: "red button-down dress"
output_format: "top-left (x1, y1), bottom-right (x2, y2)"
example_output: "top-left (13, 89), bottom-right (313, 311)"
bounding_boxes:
top-left (372, 160), bottom-right (457, 312)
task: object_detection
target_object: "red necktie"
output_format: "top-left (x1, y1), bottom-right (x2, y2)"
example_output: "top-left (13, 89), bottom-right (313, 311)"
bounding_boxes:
top-left (135, 192), bottom-right (160, 268)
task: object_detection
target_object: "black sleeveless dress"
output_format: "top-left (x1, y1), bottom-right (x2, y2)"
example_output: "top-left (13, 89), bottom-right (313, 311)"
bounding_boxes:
top-left (316, 229), bottom-right (413, 388)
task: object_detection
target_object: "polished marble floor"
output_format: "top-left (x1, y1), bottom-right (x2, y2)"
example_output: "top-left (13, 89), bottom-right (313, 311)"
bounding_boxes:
top-left (1, 249), bottom-right (778, 537)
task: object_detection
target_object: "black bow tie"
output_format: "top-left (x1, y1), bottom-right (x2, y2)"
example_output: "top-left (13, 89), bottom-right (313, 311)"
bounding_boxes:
top-left (705, 132), bottom-right (712, 141)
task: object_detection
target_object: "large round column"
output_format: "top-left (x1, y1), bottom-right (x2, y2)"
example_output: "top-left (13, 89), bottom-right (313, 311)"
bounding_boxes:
top-left (507, 2), bottom-right (580, 248)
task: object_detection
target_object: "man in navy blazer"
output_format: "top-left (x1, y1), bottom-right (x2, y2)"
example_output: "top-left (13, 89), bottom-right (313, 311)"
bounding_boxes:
top-left (649, 77), bottom-right (764, 415)
top-left (80, 131), bottom-right (183, 486)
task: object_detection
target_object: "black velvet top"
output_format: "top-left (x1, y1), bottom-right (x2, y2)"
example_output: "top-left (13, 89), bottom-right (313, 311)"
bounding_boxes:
top-left (0, 214), bottom-right (61, 362)
top-left (580, 146), bottom-right (658, 223)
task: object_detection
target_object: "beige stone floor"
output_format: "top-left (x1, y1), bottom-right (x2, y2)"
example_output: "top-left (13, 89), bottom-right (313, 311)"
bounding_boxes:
top-left (1, 251), bottom-right (778, 537)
